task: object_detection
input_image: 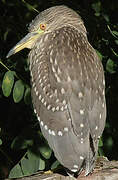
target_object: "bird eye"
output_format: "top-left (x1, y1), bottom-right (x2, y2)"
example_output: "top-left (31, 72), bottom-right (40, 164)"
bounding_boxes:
top-left (40, 24), bottom-right (46, 30)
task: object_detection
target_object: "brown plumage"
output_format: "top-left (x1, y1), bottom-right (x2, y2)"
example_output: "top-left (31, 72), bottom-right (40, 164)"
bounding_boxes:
top-left (7, 5), bottom-right (106, 176)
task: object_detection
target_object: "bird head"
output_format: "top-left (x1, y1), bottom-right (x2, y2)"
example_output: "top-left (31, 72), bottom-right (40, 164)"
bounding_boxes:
top-left (7, 5), bottom-right (86, 58)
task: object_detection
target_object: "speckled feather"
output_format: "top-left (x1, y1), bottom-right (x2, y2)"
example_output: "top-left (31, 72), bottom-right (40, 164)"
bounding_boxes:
top-left (29, 6), bottom-right (106, 175)
top-left (29, 26), bottom-right (106, 174)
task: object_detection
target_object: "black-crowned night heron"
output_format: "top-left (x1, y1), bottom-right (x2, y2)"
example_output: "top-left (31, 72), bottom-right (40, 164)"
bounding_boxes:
top-left (7, 5), bottom-right (106, 176)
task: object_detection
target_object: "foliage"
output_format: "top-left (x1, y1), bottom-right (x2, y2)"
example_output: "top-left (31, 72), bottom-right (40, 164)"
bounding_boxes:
top-left (2, 71), bottom-right (15, 97)
top-left (0, 0), bottom-right (118, 178)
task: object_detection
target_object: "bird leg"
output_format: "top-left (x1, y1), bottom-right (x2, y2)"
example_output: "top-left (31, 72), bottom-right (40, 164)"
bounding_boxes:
top-left (85, 135), bottom-right (96, 176)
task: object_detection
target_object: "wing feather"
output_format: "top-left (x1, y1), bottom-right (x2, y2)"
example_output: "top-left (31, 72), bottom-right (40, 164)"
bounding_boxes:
top-left (30, 26), bottom-right (106, 173)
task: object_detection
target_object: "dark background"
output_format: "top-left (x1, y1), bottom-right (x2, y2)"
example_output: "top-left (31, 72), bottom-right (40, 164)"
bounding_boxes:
top-left (0, 0), bottom-right (118, 178)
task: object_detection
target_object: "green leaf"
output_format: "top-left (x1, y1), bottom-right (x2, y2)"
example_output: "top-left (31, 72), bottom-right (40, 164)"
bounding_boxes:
top-left (8, 164), bottom-right (23, 178)
top-left (4, 28), bottom-right (10, 41)
top-left (21, 156), bottom-right (38, 176)
top-left (21, 151), bottom-right (45, 175)
top-left (96, 50), bottom-right (103, 61)
top-left (92, 1), bottom-right (101, 13)
top-left (27, 150), bottom-right (38, 161)
top-left (98, 147), bottom-right (104, 156)
top-left (99, 137), bottom-right (103, 147)
top-left (13, 80), bottom-right (24, 103)
top-left (24, 87), bottom-right (31, 105)
top-left (51, 160), bottom-right (60, 170)
top-left (102, 14), bottom-right (109, 22)
top-left (11, 136), bottom-right (33, 150)
top-left (22, 0), bottom-right (39, 13)
top-left (111, 48), bottom-right (118, 57)
top-left (39, 145), bottom-right (52, 159)
top-left (2, 71), bottom-right (15, 97)
top-left (39, 158), bottom-right (45, 170)
top-left (27, 150), bottom-right (41, 172)
top-left (9, 150), bottom-right (45, 178)
top-left (94, 12), bottom-right (100, 17)
top-left (112, 31), bottom-right (118, 36)
top-left (107, 25), bottom-right (118, 38)
top-left (27, 150), bottom-right (45, 171)
top-left (115, 40), bottom-right (118, 45)
top-left (0, 139), bottom-right (2, 145)
top-left (106, 59), bottom-right (115, 74)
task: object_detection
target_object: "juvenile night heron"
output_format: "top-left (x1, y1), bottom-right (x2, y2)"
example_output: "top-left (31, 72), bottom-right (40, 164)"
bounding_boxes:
top-left (7, 5), bottom-right (106, 176)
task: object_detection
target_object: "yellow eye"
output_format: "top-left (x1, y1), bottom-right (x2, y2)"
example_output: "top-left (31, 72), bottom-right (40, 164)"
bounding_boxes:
top-left (40, 24), bottom-right (46, 30)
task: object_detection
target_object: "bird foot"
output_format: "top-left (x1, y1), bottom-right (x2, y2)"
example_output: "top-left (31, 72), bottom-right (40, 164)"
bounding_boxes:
top-left (44, 170), bottom-right (53, 174)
